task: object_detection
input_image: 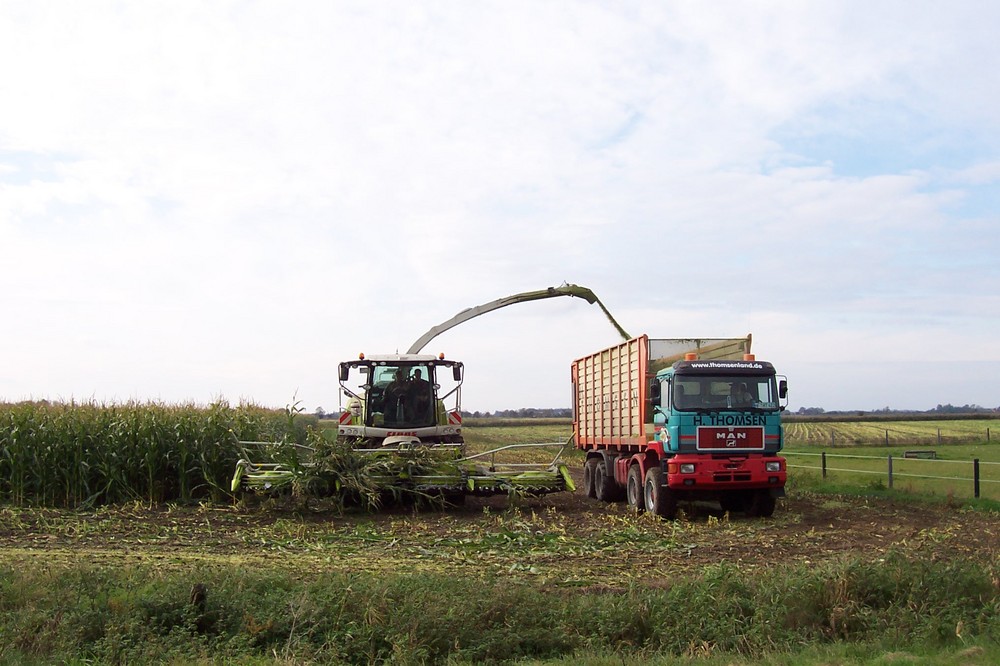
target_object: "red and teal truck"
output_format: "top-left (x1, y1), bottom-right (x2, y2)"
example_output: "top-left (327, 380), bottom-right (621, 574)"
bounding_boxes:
top-left (573, 335), bottom-right (787, 518)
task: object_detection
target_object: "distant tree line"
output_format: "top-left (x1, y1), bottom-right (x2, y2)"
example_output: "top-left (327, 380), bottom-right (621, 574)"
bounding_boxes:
top-left (793, 404), bottom-right (999, 417)
top-left (463, 408), bottom-right (572, 419)
top-left (316, 404), bottom-right (998, 420)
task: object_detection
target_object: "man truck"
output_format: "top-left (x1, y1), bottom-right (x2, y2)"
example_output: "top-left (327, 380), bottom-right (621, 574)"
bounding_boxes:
top-left (573, 334), bottom-right (787, 518)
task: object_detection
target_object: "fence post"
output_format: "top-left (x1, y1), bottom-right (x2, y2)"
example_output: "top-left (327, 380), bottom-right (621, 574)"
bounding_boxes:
top-left (822, 451), bottom-right (827, 479)
top-left (888, 454), bottom-right (893, 489)
top-left (885, 430), bottom-right (889, 447)
top-left (831, 432), bottom-right (835, 447)
top-left (974, 459), bottom-right (980, 499)
top-left (988, 428), bottom-right (991, 443)
top-left (937, 428), bottom-right (941, 445)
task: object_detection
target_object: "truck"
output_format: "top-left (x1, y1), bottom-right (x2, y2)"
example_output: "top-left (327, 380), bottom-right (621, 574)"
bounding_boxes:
top-left (573, 334), bottom-right (787, 518)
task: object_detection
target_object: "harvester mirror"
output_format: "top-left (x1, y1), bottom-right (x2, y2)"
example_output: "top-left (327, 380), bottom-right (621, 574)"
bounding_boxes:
top-left (779, 379), bottom-right (788, 399)
top-left (338, 364), bottom-right (350, 382)
top-left (453, 365), bottom-right (463, 381)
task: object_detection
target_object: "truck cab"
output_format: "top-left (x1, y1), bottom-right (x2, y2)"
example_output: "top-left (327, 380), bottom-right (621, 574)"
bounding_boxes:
top-left (650, 357), bottom-right (787, 515)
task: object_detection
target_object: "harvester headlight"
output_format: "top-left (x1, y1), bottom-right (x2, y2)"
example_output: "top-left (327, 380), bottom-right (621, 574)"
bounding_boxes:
top-left (766, 461), bottom-right (782, 472)
top-left (680, 463), bottom-right (695, 474)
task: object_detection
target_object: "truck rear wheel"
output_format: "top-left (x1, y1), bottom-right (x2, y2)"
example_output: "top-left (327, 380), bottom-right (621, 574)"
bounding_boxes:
top-left (583, 458), bottom-right (599, 499)
top-left (643, 467), bottom-right (677, 519)
top-left (626, 465), bottom-right (644, 512)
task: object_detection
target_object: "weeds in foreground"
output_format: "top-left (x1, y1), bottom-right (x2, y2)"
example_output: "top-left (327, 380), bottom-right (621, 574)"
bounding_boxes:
top-left (1, 551), bottom-right (997, 664)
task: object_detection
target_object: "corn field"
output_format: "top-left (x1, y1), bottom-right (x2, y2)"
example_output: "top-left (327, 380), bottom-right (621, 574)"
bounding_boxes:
top-left (784, 418), bottom-right (998, 447)
top-left (0, 401), bottom-right (310, 507)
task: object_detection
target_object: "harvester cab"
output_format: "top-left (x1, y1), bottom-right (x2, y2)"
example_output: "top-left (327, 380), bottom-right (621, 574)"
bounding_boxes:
top-left (337, 354), bottom-right (465, 448)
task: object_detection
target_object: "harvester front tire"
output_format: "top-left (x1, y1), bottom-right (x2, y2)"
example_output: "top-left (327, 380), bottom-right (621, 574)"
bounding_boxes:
top-left (643, 467), bottom-right (677, 519)
top-left (626, 465), bottom-right (644, 513)
top-left (583, 458), bottom-right (599, 499)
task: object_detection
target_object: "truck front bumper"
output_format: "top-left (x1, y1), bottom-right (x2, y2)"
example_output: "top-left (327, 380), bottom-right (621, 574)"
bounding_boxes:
top-left (664, 454), bottom-right (786, 491)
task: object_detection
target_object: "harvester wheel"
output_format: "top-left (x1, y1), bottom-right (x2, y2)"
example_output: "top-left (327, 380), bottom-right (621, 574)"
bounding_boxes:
top-left (583, 458), bottom-right (599, 499)
top-left (626, 465), bottom-right (644, 513)
top-left (746, 490), bottom-right (776, 518)
top-left (443, 491), bottom-right (467, 508)
top-left (643, 467), bottom-right (677, 519)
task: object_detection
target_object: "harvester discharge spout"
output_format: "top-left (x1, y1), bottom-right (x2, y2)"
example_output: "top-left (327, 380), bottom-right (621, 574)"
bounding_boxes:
top-left (406, 282), bottom-right (630, 355)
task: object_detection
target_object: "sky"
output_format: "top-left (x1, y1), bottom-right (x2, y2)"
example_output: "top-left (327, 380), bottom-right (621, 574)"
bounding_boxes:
top-left (2, 1), bottom-right (999, 414)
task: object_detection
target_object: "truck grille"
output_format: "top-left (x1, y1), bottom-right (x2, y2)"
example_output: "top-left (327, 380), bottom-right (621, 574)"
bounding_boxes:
top-left (713, 473), bottom-right (752, 483)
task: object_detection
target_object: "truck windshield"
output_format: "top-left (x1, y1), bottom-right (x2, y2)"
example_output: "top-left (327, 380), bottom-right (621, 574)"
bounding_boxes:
top-left (672, 375), bottom-right (779, 412)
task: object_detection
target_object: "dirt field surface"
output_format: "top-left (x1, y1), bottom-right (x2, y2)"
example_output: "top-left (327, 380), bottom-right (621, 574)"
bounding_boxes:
top-left (2, 484), bottom-right (997, 586)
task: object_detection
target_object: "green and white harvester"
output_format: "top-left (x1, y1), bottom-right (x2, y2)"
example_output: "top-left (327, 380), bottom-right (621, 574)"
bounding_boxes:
top-left (231, 284), bottom-right (627, 505)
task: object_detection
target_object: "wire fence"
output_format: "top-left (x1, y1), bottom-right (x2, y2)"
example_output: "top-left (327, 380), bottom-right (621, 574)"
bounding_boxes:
top-left (784, 451), bottom-right (999, 500)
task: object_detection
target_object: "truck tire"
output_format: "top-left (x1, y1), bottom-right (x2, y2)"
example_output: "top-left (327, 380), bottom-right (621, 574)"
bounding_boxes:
top-left (643, 467), bottom-right (677, 519)
top-left (594, 462), bottom-right (620, 503)
top-left (626, 465), bottom-right (644, 513)
top-left (720, 491), bottom-right (748, 514)
top-left (583, 458), bottom-right (599, 499)
top-left (746, 489), bottom-right (776, 518)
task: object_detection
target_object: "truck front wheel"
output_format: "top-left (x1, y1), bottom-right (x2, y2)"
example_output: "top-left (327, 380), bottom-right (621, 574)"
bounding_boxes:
top-left (643, 467), bottom-right (677, 519)
top-left (626, 465), bottom-right (645, 513)
top-left (746, 489), bottom-right (777, 518)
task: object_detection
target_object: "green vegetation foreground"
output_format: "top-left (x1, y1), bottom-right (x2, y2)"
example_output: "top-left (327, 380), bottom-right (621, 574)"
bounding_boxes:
top-left (2, 406), bottom-right (999, 663)
top-left (2, 550), bottom-right (997, 664)
top-left (2, 488), bottom-right (999, 664)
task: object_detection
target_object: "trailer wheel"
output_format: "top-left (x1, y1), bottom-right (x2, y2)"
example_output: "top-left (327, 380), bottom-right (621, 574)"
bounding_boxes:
top-left (583, 458), bottom-right (599, 499)
top-left (643, 467), bottom-right (677, 519)
top-left (746, 489), bottom-right (776, 518)
top-left (626, 465), bottom-right (645, 513)
top-left (593, 462), bottom-right (618, 503)
top-left (593, 463), bottom-right (609, 502)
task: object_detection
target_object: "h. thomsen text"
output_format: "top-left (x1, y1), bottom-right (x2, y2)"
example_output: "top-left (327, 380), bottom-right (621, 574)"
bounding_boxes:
top-left (693, 414), bottom-right (768, 427)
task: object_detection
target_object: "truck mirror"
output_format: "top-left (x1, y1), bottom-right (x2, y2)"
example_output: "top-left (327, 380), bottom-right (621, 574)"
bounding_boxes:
top-left (649, 381), bottom-right (661, 402)
top-left (453, 365), bottom-right (463, 382)
top-left (779, 379), bottom-right (788, 399)
top-left (339, 364), bottom-right (349, 382)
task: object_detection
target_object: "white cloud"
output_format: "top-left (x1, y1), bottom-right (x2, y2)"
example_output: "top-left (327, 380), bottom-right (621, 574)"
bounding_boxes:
top-left (1, 1), bottom-right (998, 412)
